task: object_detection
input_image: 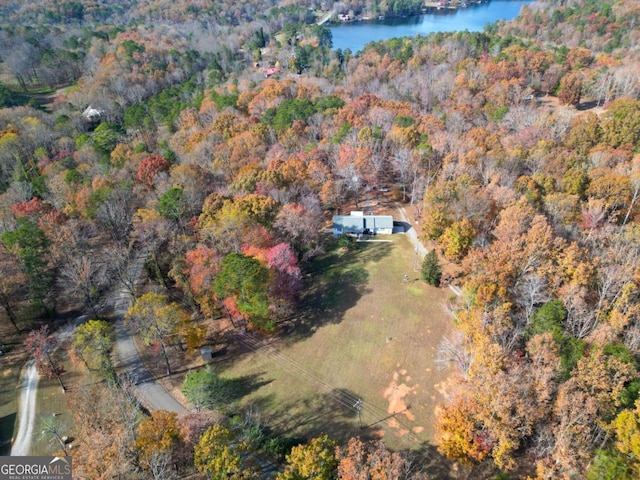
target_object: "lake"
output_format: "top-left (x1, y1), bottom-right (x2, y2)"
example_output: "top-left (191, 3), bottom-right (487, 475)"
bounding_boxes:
top-left (330, 0), bottom-right (534, 53)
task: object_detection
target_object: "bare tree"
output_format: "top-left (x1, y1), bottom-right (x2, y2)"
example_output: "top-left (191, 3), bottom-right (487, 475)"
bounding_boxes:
top-left (435, 331), bottom-right (472, 380)
top-left (95, 186), bottom-right (135, 244)
top-left (59, 253), bottom-right (108, 319)
top-left (148, 450), bottom-right (177, 480)
top-left (39, 416), bottom-right (70, 455)
top-left (512, 273), bottom-right (550, 325)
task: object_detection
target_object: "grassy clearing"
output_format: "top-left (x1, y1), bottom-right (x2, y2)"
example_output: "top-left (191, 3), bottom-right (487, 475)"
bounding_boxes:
top-left (217, 234), bottom-right (454, 452)
top-left (29, 343), bottom-right (84, 456)
top-left (0, 339), bottom-right (26, 456)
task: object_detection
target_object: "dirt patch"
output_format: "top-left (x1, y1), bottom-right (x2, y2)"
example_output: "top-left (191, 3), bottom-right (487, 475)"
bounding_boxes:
top-left (383, 370), bottom-right (417, 422)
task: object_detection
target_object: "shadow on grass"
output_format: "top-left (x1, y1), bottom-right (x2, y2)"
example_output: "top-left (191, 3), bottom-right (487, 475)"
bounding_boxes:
top-left (247, 389), bottom-right (457, 479)
top-left (257, 387), bottom-right (372, 444)
top-left (289, 239), bottom-right (393, 341)
top-left (0, 413), bottom-right (16, 456)
top-left (224, 372), bottom-right (274, 405)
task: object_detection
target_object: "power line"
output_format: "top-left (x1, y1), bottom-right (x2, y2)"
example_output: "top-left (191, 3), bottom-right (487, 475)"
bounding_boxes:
top-left (233, 331), bottom-right (429, 450)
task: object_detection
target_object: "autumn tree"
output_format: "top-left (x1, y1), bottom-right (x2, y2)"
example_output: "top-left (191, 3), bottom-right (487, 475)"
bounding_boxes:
top-left (194, 424), bottom-right (258, 480)
top-left (177, 246), bottom-right (221, 318)
top-left (601, 98), bottom-right (640, 148)
top-left (273, 198), bottom-right (324, 259)
top-left (558, 72), bottom-right (582, 106)
top-left (214, 253), bottom-right (271, 331)
top-left (176, 410), bottom-right (221, 470)
top-left (136, 410), bottom-right (183, 474)
top-left (439, 219), bottom-right (475, 261)
top-left (336, 437), bottom-right (426, 479)
top-left (136, 154), bottom-right (171, 187)
top-left (24, 325), bottom-right (65, 391)
top-left (68, 378), bottom-right (142, 478)
top-left (125, 292), bottom-right (191, 375)
top-left (266, 242), bottom-right (303, 319)
top-left (70, 319), bottom-right (115, 380)
top-left (277, 435), bottom-right (338, 480)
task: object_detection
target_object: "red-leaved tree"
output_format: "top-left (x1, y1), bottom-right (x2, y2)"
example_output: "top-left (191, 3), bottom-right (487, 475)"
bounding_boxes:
top-left (24, 325), bottom-right (66, 392)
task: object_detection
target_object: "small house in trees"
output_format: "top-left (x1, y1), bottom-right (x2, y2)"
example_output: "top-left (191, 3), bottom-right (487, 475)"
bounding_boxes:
top-left (333, 211), bottom-right (394, 236)
top-left (82, 105), bottom-right (103, 122)
top-left (264, 66), bottom-right (280, 77)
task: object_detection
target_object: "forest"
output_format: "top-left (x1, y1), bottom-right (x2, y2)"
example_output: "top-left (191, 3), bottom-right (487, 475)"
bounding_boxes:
top-left (1, 0), bottom-right (640, 478)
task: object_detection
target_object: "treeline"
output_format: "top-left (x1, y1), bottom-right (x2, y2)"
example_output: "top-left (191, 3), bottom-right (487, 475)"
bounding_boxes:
top-left (1, 0), bottom-right (640, 478)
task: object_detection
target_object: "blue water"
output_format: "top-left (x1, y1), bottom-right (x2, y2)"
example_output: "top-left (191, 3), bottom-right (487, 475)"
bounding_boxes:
top-left (330, 0), bottom-right (533, 52)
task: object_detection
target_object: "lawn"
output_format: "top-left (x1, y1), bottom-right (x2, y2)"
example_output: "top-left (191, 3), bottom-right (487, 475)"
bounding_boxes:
top-left (0, 340), bottom-right (25, 456)
top-left (217, 234), bottom-right (454, 452)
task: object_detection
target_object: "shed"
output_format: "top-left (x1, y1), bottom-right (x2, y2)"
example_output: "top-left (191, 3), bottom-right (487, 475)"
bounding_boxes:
top-left (200, 346), bottom-right (213, 361)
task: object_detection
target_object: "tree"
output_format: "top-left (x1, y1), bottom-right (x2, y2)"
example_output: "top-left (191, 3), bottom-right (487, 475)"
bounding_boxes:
top-left (59, 254), bottom-right (108, 319)
top-left (0, 244), bottom-right (27, 332)
top-left (601, 98), bottom-right (640, 148)
top-left (94, 184), bottom-right (135, 244)
top-left (421, 250), bottom-right (442, 287)
top-left (179, 246), bottom-right (221, 318)
top-left (136, 410), bottom-right (182, 470)
top-left (273, 198), bottom-right (324, 259)
top-left (39, 416), bottom-right (70, 455)
top-left (214, 253), bottom-right (271, 331)
top-left (0, 217), bottom-right (53, 310)
top-left (277, 435), bottom-right (338, 480)
top-left (92, 122), bottom-right (124, 154)
top-left (125, 292), bottom-right (191, 375)
top-left (67, 378), bottom-right (142, 478)
top-left (439, 219), bottom-right (475, 261)
top-left (558, 72), bottom-right (582, 106)
top-left (194, 424), bottom-right (257, 480)
top-left (612, 400), bottom-right (640, 472)
top-left (136, 154), bottom-right (171, 187)
top-left (266, 243), bottom-right (303, 319)
top-left (70, 319), bottom-right (115, 380)
top-left (24, 325), bottom-right (65, 392)
top-left (182, 366), bottom-right (235, 411)
top-left (158, 186), bottom-right (186, 222)
top-left (336, 437), bottom-right (426, 479)
top-left (588, 449), bottom-right (634, 480)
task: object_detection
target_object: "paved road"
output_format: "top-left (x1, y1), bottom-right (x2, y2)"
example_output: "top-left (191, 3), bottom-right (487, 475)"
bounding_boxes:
top-left (113, 250), bottom-right (186, 413)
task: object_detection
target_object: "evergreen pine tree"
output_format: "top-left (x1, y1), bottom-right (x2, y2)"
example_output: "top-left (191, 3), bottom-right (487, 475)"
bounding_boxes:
top-left (421, 250), bottom-right (442, 286)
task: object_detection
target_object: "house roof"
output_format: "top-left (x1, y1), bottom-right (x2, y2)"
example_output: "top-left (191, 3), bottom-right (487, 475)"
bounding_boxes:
top-left (367, 215), bottom-right (393, 229)
top-left (82, 105), bottom-right (102, 120)
top-left (333, 215), bottom-right (365, 231)
top-left (333, 214), bottom-right (394, 231)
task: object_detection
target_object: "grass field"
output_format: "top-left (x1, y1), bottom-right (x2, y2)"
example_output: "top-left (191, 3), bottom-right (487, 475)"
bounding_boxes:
top-left (216, 234), bottom-right (454, 454)
top-left (0, 341), bottom-right (24, 456)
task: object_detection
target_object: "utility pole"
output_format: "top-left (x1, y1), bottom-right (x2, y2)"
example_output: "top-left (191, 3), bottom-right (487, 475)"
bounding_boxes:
top-left (353, 398), bottom-right (363, 430)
